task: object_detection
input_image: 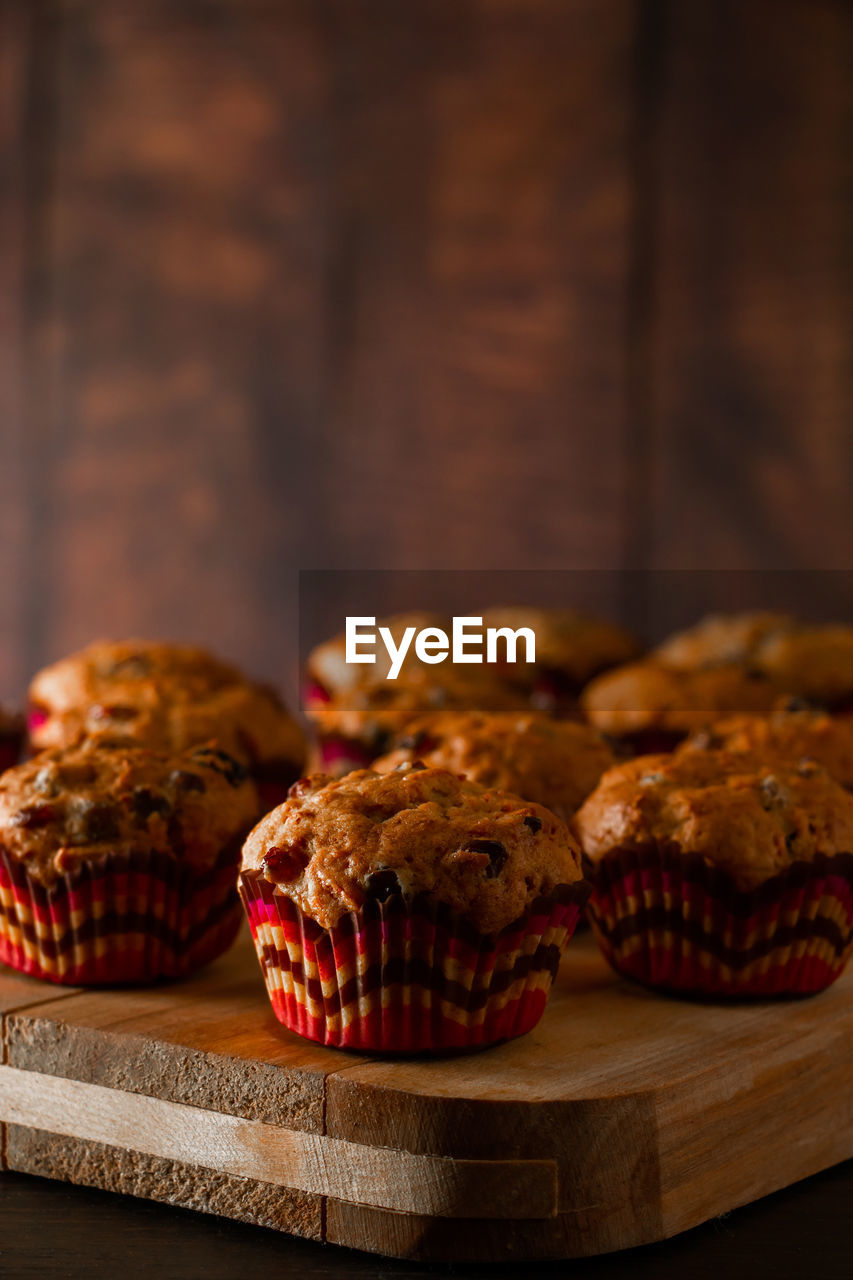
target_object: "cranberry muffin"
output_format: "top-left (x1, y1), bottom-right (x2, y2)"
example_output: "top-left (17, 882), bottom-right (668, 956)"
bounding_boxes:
top-left (481, 606), bottom-right (641, 715)
top-left (240, 764), bottom-right (588, 1051)
top-left (0, 739), bottom-right (258, 983)
top-left (655, 613), bottom-right (853, 710)
top-left (573, 749), bottom-right (853, 996)
top-left (28, 640), bottom-right (306, 812)
top-left (374, 710), bottom-right (617, 822)
top-left (682, 698), bottom-right (853, 789)
top-left (581, 660), bottom-right (783, 754)
top-left (0, 707), bottom-right (23, 773)
top-left (304, 611), bottom-right (449, 712)
top-left (653, 612), bottom-right (791, 668)
top-left (308, 666), bottom-right (531, 776)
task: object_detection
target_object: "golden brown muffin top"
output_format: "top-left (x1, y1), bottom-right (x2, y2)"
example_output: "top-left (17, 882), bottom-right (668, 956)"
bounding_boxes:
top-left (653, 612), bottom-right (791, 668)
top-left (573, 748), bottom-right (853, 890)
top-left (242, 764), bottom-right (584, 933)
top-left (29, 640), bottom-right (305, 770)
top-left (481, 606), bottom-right (640, 686)
top-left (654, 613), bottom-right (853, 705)
top-left (310, 667), bottom-right (531, 750)
top-left (373, 710), bottom-right (616, 822)
top-left (0, 740), bottom-right (259, 885)
top-left (306, 612), bottom-right (449, 699)
top-left (681, 699), bottom-right (853, 788)
top-left (581, 660), bottom-right (783, 740)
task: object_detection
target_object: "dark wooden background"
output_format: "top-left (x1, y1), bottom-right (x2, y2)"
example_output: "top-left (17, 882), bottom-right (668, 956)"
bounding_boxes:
top-left (1, 0), bottom-right (852, 704)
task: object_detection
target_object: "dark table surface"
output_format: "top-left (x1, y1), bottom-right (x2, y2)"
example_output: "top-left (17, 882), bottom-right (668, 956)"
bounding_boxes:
top-left (1, 1160), bottom-right (851, 1280)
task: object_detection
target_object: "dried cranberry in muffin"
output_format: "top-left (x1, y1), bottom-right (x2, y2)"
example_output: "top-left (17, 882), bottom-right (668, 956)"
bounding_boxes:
top-left (28, 639), bottom-right (306, 811)
top-left (373, 709), bottom-right (616, 822)
top-left (0, 739), bottom-right (259, 983)
top-left (240, 765), bottom-right (589, 1051)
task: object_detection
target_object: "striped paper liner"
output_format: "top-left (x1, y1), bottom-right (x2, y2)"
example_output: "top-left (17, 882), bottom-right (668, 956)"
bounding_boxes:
top-left (240, 870), bottom-right (589, 1053)
top-left (0, 841), bottom-right (244, 985)
top-left (586, 845), bottom-right (853, 997)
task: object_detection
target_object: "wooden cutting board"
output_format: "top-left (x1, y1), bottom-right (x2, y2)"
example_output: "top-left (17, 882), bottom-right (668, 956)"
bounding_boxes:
top-left (1, 928), bottom-right (852, 1263)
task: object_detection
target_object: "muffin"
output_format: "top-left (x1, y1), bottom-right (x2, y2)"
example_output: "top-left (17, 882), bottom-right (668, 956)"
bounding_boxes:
top-left (655, 613), bottom-right (853, 710)
top-left (373, 710), bottom-right (617, 822)
top-left (0, 708), bottom-right (23, 773)
top-left (304, 611), bottom-right (449, 713)
top-left (573, 749), bottom-right (853, 996)
top-left (28, 640), bottom-right (306, 812)
top-left (682, 698), bottom-right (853, 789)
top-left (240, 764), bottom-right (588, 1051)
top-left (581, 660), bottom-right (783, 753)
top-left (0, 739), bottom-right (258, 984)
top-left (308, 667), bottom-right (531, 776)
top-left (481, 606), bottom-right (641, 715)
top-left (653, 611), bottom-right (791, 668)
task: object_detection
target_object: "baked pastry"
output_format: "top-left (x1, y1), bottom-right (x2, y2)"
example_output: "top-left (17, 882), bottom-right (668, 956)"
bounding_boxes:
top-left (653, 611), bottom-right (791, 668)
top-left (0, 708), bottom-right (23, 773)
top-left (0, 739), bottom-right (258, 983)
top-left (304, 611), bottom-right (449, 710)
top-left (682, 698), bottom-right (853, 789)
top-left (655, 613), bottom-right (853, 710)
top-left (373, 710), bottom-right (617, 821)
top-left (573, 749), bottom-right (853, 996)
top-left (581, 660), bottom-right (783, 753)
top-left (28, 640), bottom-right (306, 811)
top-left (307, 667), bottom-right (530, 776)
top-left (240, 764), bottom-right (588, 1051)
top-left (481, 606), bottom-right (641, 715)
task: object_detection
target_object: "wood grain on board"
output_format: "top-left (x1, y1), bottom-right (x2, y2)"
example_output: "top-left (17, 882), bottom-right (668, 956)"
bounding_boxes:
top-left (2, 931), bottom-right (852, 1262)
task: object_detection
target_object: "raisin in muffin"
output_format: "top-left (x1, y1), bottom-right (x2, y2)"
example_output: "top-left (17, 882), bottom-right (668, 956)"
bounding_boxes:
top-left (0, 707), bottom-right (23, 772)
top-left (0, 739), bottom-right (258, 983)
top-left (308, 666), bottom-right (531, 776)
top-left (655, 613), bottom-right (853, 710)
top-left (581, 660), bottom-right (783, 754)
top-left (28, 640), bottom-right (306, 811)
top-left (573, 749), bottom-right (853, 995)
top-left (240, 764), bottom-right (588, 1051)
top-left (682, 698), bottom-right (853, 789)
top-left (373, 710), bottom-right (617, 821)
top-left (481, 606), bottom-right (641, 715)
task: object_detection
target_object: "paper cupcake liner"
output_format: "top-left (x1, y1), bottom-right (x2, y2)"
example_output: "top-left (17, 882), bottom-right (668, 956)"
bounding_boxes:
top-left (240, 871), bottom-right (589, 1052)
top-left (0, 842), bottom-right (244, 985)
top-left (586, 846), bottom-right (853, 997)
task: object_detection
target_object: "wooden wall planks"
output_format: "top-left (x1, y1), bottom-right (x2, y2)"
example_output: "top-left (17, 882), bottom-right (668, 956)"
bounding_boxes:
top-left (0, 0), bottom-right (851, 699)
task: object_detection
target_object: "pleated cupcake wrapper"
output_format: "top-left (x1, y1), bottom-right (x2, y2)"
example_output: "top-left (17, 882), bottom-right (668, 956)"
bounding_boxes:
top-left (586, 846), bottom-right (853, 997)
top-left (0, 843), bottom-right (243, 985)
top-left (240, 871), bottom-right (589, 1053)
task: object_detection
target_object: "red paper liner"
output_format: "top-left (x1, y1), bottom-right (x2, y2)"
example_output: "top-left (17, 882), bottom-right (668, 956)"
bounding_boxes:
top-left (0, 842), bottom-right (244, 985)
top-left (586, 846), bottom-right (853, 997)
top-left (240, 871), bottom-right (589, 1052)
